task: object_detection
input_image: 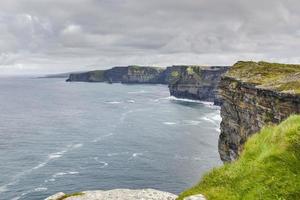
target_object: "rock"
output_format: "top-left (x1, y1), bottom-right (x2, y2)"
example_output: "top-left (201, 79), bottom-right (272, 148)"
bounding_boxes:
top-left (183, 194), bottom-right (206, 200)
top-left (45, 189), bottom-right (177, 200)
top-left (218, 61), bottom-right (300, 162)
top-left (65, 65), bottom-right (229, 104)
top-left (45, 192), bottom-right (66, 200)
top-left (66, 66), bottom-right (166, 83)
top-left (167, 65), bottom-right (229, 105)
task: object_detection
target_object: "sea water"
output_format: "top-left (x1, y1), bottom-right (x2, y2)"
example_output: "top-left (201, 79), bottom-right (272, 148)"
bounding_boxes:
top-left (0, 77), bottom-right (222, 200)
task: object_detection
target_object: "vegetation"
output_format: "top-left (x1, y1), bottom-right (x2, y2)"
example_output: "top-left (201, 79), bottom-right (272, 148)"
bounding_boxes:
top-left (54, 192), bottom-right (84, 200)
top-left (227, 61), bottom-right (300, 94)
top-left (178, 115), bottom-right (300, 200)
top-left (90, 70), bottom-right (105, 80)
top-left (171, 70), bottom-right (180, 77)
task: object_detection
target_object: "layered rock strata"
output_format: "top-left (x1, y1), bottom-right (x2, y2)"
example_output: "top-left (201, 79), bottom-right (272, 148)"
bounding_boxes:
top-left (66, 65), bottom-right (229, 104)
top-left (167, 66), bottom-right (228, 104)
top-left (218, 61), bottom-right (300, 162)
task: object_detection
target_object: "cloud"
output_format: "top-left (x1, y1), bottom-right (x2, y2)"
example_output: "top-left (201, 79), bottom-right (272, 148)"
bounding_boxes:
top-left (0, 0), bottom-right (299, 74)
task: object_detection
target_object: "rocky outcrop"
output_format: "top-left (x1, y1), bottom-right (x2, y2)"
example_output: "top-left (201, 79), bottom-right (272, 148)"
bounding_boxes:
top-left (218, 61), bottom-right (300, 162)
top-left (168, 66), bottom-right (228, 104)
top-left (66, 66), bottom-right (167, 84)
top-left (45, 189), bottom-right (177, 200)
top-left (66, 65), bottom-right (229, 104)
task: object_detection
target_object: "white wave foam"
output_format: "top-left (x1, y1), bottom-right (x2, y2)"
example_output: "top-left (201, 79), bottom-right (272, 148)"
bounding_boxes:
top-left (44, 178), bottom-right (55, 183)
top-left (72, 143), bottom-right (83, 148)
top-left (0, 143), bottom-right (84, 196)
top-left (107, 152), bottom-right (129, 157)
top-left (0, 185), bottom-right (8, 193)
top-left (200, 112), bottom-right (221, 127)
top-left (167, 96), bottom-right (221, 109)
top-left (174, 155), bottom-right (190, 160)
top-left (32, 162), bottom-right (47, 170)
top-left (34, 187), bottom-right (47, 192)
top-left (215, 128), bottom-right (221, 132)
top-left (183, 120), bottom-right (201, 126)
top-left (128, 90), bottom-right (148, 94)
top-left (11, 186), bottom-right (48, 200)
top-left (163, 122), bottom-right (177, 125)
top-left (48, 150), bottom-right (66, 159)
top-left (129, 153), bottom-right (143, 160)
top-left (52, 171), bottom-right (79, 178)
top-left (93, 157), bottom-right (108, 168)
top-left (92, 133), bottom-right (113, 142)
top-left (127, 99), bottom-right (135, 103)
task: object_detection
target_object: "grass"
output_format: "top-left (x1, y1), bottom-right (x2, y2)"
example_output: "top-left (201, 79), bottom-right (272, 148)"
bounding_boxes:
top-left (178, 115), bottom-right (300, 200)
top-left (54, 192), bottom-right (84, 200)
top-left (90, 70), bottom-right (105, 80)
top-left (227, 61), bottom-right (300, 94)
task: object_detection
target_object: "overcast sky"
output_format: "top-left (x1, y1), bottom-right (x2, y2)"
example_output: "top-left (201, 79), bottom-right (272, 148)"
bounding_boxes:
top-left (0, 0), bottom-right (299, 74)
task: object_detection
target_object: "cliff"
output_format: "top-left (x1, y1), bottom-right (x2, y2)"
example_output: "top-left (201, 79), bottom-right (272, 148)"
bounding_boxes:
top-left (66, 65), bottom-right (229, 104)
top-left (179, 115), bottom-right (300, 200)
top-left (218, 61), bottom-right (300, 162)
top-left (66, 66), bottom-right (166, 84)
top-left (167, 66), bottom-right (228, 104)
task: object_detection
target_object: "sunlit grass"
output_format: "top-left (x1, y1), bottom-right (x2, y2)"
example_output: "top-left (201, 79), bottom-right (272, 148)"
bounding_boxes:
top-left (178, 115), bottom-right (300, 200)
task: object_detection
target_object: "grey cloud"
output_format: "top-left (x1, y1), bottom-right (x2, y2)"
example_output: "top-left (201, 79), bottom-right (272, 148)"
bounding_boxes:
top-left (0, 0), bottom-right (299, 74)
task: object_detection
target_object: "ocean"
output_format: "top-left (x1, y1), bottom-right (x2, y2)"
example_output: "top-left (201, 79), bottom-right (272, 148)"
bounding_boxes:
top-left (0, 77), bottom-right (221, 200)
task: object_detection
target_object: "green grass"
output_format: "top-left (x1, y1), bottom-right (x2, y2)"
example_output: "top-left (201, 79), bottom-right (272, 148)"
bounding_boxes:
top-left (178, 115), bottom-right (300, 200)
top-left (90, 70), bottom-right (105, 80)
top-left (227, 61), bottom-right (300, 94)
top-left (54, 192), bottom-right (84, 200)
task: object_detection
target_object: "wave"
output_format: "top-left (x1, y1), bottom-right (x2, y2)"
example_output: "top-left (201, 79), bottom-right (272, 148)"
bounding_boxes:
top-left (34, 187), bottom-right (47, 192)
top-left (52, 171), bottom-right (79, 178)
top-left (167, 96), bottom-right (221, 109)
top-left (129, 153), bottom-right (143, 160)
top-left (215, 128), bottom-right (221, 133)
top-left (0, 143), bottom-right (84, 195)
top-left (105, 101), bottom-right (121, 104)
top-left (128, 90), bottom-right (148, 94)
top-left (127, 99), bottom-right (135, 103)
top-left (92, 133), bottom-right (114, 143)
top-left (11, 186), bottom-right (48, 200)
top-left (163, 122), bottom-right (177, 125)
top-left (182, 120), bottom-right (202, 126)
top-left (107, 152), bottom-right (129, 157)
top-left (199, 111), bottom-right (221, 127)
top-left (93, 157), bottom-right (108, 168)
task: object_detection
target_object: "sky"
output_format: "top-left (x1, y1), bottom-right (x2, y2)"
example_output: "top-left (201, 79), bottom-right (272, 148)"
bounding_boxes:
top-left (0, 0), bottom-right (299, 75)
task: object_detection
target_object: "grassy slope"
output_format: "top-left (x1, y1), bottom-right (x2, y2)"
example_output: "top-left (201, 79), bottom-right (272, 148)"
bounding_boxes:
top-left (227, 61), bottom-right (300, 94)
top-left (178, 115), bottom-right (300, 200)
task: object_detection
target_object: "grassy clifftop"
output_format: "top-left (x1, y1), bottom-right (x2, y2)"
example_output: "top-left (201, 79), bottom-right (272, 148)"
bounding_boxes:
top-left (178, 115), bottom-right (300, 200)
top-left (227, 61), bottom-right (300, 94)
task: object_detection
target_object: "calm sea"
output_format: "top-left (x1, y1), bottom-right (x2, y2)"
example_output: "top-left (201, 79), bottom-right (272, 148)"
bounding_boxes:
top-left (0, 77), bottom-right (221, 200)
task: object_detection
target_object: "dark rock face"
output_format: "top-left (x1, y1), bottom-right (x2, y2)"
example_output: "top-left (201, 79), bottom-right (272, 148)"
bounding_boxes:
top-left (167, 66), bottom-right (229, 104)
top-left (218, 62), bottom-right (300, 162)
top-left (66, 65), bottom-right (229, 104)
top-left (66, 66), bottom-right (167, 84)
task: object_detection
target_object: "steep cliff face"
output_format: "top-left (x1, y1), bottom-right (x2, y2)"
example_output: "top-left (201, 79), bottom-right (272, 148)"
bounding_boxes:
top-left (66, 65), bottom-right (229, 103)
top-left (67, 70), bottom-right (106, 82)
top-left (168, 66), bottom-right (229, 104)
top-left (66, 66), bottom-right (167, 83)
top-left (218, 61), bottom-right (300, 162)
top-left (122, 66), bottom-right (166, 84)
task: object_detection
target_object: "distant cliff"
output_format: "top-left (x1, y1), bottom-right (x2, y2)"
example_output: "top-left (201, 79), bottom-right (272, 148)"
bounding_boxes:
top-left (66, 65), bottom-right (229, 104)
top-left (66, 66), bottom-right (167, 84)
top-left (167, 66), bottom-right (228, 104)
top-left (218, 61), bottom-right (300, 162)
